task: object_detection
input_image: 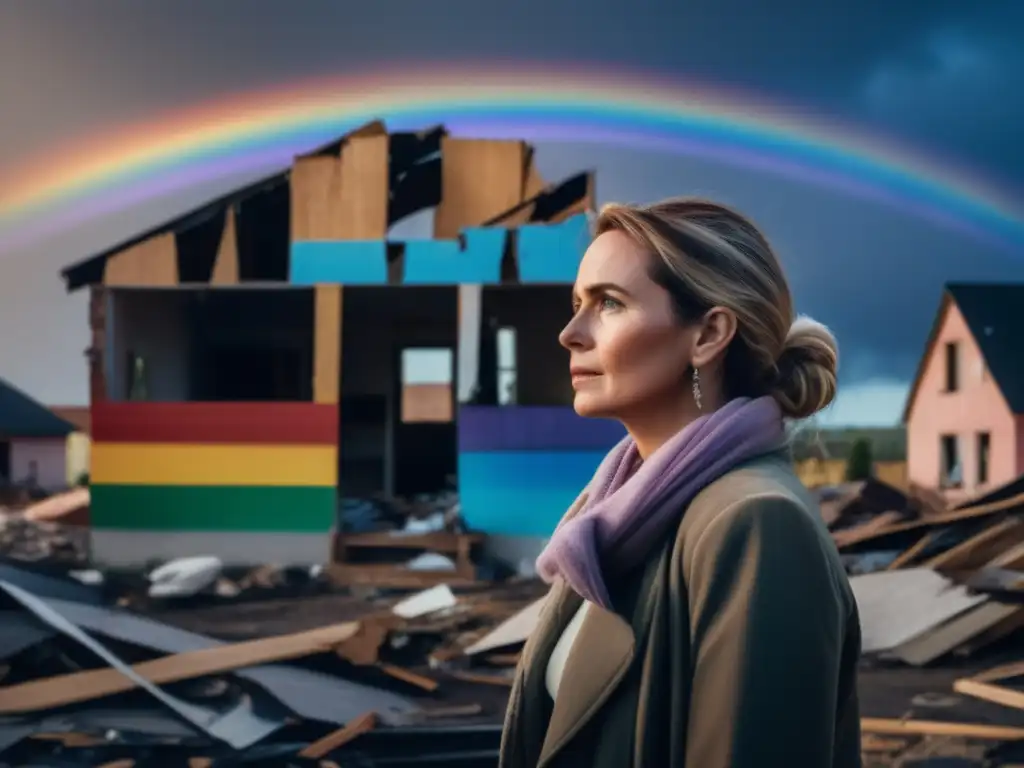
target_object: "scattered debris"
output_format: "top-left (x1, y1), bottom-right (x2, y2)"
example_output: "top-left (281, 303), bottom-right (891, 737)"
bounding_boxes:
top-left (148, 556), bottom-right (223, 598)
top-left (827, 473), bottom-right (1024, 765)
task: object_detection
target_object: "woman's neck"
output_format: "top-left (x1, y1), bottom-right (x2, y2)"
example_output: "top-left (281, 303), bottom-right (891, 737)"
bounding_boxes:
top-left (624, 406), bottom-right (700, 460)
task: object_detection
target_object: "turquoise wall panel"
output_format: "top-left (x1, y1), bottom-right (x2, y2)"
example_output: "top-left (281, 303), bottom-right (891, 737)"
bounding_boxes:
top-left (290, 241), bottom-right (388, 285)
top-left (458, 449), bottom-right (605, 537)
top-left (403, 228), bottom-right (505, 284)
top-left (516, 214), bottom-right (591, 283)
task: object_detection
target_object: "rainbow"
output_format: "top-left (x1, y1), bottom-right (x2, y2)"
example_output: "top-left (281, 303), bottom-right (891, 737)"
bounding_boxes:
top-left (1, 64), bottom-right (1021, 252)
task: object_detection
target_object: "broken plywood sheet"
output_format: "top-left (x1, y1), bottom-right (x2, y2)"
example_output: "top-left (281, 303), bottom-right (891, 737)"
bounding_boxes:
top-left (290, 155), bottom-right (342, 241)
top-left (891, 600), bottom-right (1021, 666)
top-left (434, 138), bottom-right (526, 239)
top-left (103, 232), bottom-right (178, 286)
top-left (313, 284), bottom-right (341, 404)
top-left (336, 134), bottom-right (389, 239)
top-left (851, 568), bottom-right (987, 654)
top-left (464, 594), bottom-right (547, 656)
top-left (392, 584), bottom-right (457, 620)
top-left (209, 206), bottom-right (238, 285)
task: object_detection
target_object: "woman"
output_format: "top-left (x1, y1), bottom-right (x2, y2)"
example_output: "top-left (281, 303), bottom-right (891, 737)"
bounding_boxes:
top-left (499, 198), bottom-right (861, 768)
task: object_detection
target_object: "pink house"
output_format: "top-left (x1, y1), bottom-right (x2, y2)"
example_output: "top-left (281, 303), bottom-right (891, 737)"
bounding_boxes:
top-left (904, 283), bottom-right (1024, 502)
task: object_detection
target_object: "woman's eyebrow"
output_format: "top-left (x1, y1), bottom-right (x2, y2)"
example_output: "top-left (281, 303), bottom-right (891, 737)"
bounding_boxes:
top-left (579, 281), bottom-right (631, 297)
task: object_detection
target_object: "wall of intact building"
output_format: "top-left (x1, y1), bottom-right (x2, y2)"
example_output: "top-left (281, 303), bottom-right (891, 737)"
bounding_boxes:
top-left (907, 301), bottom-right (1016, 501)
top-left (88, 285), bottom-right (342, 567)
top-left (10, 438), bottom-right (68, 490)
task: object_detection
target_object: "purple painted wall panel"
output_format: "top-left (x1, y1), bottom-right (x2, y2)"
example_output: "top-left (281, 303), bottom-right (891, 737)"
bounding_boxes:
top-left (458, 405), bottom-right (624, 452)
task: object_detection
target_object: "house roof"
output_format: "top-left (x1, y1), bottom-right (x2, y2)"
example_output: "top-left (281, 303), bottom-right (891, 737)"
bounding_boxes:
top-left (48, 406), bottom-right (91, 434)
top-left (0, 379), bottom-right (77, 438)
top-left (948, 283), bottom-right (1024, 413)
top-left (903, 283), bottom-right (1024, 421)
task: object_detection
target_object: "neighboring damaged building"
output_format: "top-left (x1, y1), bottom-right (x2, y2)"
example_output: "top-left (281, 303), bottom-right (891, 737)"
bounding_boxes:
top-left (58, 121), bottom-right (615, 566)
top-left (0, 378), bottom-right (76, 491)
top-left (904, 283), bottom-right (1024, 502)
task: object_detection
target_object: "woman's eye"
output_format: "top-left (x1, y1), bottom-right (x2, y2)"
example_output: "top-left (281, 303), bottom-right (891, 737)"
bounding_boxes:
top-left (600, 297), bottom-right (622, 311)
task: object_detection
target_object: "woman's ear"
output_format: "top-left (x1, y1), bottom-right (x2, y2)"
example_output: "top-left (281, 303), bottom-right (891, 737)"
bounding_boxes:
top-left (690, 307), bottom-right (737, 369)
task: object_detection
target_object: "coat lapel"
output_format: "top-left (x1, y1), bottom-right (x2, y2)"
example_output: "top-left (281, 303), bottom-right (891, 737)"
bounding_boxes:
top-left (537, 600), bottom-right (636, 767)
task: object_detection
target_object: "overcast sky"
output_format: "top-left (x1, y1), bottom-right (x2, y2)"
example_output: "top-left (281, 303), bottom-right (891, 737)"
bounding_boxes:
top-left (0, 0), bottom-right (1021, 424)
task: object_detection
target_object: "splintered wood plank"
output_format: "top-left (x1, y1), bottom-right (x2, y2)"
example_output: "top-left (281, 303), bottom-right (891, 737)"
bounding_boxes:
top-left (924, 517), bottom-right (1024, 572)
top-left (313, 284), bottom-right (342, 404)
top-left (860, 717), bottom-right (1024, 740)
top-left (0, 622), bottom-right (360, 713)
top-left (972, 658), bottom-right (1024, 684)
top-left (290, 155), bottom-right (343, 241)
top-left (953, 678), bottom-right (1024, 712)
top-left (103, 232), bottom-right (178, 286)
top-left (337, 135), bottom-right (389, 239)
top-left (434, 138), bottom-right (526, 239)
top-left (299, 711), bottom-right (377, 759)
top-left (886, 531), bottom-right (937, 570)
top-left (210, 206), bottom-right (239, 284)
top-left (523, 153), bottom-right (547, 199)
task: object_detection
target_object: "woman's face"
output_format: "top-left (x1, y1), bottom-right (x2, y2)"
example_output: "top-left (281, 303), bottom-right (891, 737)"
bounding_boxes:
top-left (559, 230), bottom-right (697, 420)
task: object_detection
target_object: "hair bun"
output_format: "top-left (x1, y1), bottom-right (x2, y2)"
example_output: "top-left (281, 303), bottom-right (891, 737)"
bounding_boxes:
top-left (770, 316), bottom-right (839, 419)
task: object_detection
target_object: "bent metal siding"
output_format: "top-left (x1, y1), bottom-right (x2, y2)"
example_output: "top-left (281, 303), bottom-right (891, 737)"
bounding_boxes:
top-left (89, 401), bottom-right (338, 566)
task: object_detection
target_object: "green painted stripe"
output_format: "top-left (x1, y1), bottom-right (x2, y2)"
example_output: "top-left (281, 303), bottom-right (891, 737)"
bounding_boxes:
top-left (90, 484), bottom-right (336, 533)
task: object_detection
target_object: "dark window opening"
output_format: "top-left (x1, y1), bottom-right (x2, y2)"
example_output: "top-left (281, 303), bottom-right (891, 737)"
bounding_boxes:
top-left (188, 290), bottom-right (314, 402)
top-left (0, 442), bottom-right (10, 483)
top-left (940, 434), bottom-right (962, 488)
top-left (474, 286), bottom-right (573, 406)
top-left (944, 341), bottom-right (959, 392)
top-left (977, 432), bottom-right (991, 486)
top-left (108, 288), bottom-right (313, 402)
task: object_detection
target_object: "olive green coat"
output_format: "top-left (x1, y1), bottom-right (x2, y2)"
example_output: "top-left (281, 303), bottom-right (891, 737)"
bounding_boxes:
top-left (499, 453), bottom-right (862, 768)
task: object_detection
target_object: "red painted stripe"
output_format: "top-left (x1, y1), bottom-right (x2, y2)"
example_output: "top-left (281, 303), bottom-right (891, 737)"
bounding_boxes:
top-left (92, 402), bottom-right (339, 445)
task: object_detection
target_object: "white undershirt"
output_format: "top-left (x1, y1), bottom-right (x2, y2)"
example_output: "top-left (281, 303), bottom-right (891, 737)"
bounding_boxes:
top-left (545, 601), bottom-right (592, 699)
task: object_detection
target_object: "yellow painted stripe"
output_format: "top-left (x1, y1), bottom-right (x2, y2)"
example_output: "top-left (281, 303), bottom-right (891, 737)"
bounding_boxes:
top-left (91, 443), bottom-right (337, 487)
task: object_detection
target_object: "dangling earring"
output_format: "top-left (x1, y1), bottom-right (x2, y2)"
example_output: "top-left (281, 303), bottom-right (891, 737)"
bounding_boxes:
top-left (692, 367), bottom-right (703, 411)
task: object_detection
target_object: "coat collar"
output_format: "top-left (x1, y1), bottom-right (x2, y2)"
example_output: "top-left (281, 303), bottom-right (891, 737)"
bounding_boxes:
top-left (504, 577), bottom-right (643, 767)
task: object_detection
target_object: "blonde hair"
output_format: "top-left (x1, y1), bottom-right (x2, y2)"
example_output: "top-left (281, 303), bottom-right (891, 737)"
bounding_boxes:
top-left (595, 197), bottom-right (838, 419)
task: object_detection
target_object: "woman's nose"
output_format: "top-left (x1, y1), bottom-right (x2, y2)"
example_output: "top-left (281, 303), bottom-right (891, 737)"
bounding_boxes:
top-left (559, 314), bottom-right (588, 350)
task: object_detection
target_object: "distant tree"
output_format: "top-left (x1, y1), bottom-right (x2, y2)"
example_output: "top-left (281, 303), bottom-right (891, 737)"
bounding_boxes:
top-left (845, 438), bottom-right (874, 481)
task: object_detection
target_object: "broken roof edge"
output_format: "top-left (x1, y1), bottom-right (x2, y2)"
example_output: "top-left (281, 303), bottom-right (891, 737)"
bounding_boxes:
top-left (58, 122), bottom-right (455, 293)
top-left (60, 169), bottom-right (291, 293)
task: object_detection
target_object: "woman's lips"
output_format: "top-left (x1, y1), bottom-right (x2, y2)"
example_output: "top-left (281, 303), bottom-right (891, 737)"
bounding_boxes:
top-left (570, 370), bottom-right (601, 386)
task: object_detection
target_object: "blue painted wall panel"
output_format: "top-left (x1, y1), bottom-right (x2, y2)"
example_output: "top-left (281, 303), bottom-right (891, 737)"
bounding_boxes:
top-left (290, 241), bottom-right (388, 285)
top-left (403, 228), bottom-right (505, 284)
top-left (458, 449), bottom-right (605, 537)
top-left (516, 214), bottom-right (591, 284)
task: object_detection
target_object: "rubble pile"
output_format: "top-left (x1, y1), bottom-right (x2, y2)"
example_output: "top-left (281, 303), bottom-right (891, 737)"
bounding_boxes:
top-left (825, 475), bottom-right (1024, 766)
top-left (0, 559), bottom-right (544, 766)
top-left (0, 487), bottom-right (90, 565)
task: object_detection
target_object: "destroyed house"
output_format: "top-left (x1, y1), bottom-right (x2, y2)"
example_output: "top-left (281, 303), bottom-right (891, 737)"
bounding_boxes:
top-left (60, 121), bottom-right (623, 567)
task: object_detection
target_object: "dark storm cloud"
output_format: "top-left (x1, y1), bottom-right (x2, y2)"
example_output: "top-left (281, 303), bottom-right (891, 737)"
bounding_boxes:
top-left (2, 0), bottom-right (1021, 177)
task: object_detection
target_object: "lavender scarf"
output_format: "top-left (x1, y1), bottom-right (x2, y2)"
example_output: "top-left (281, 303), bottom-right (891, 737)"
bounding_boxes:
top-left (535, 396), bottom-right (785, 609)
